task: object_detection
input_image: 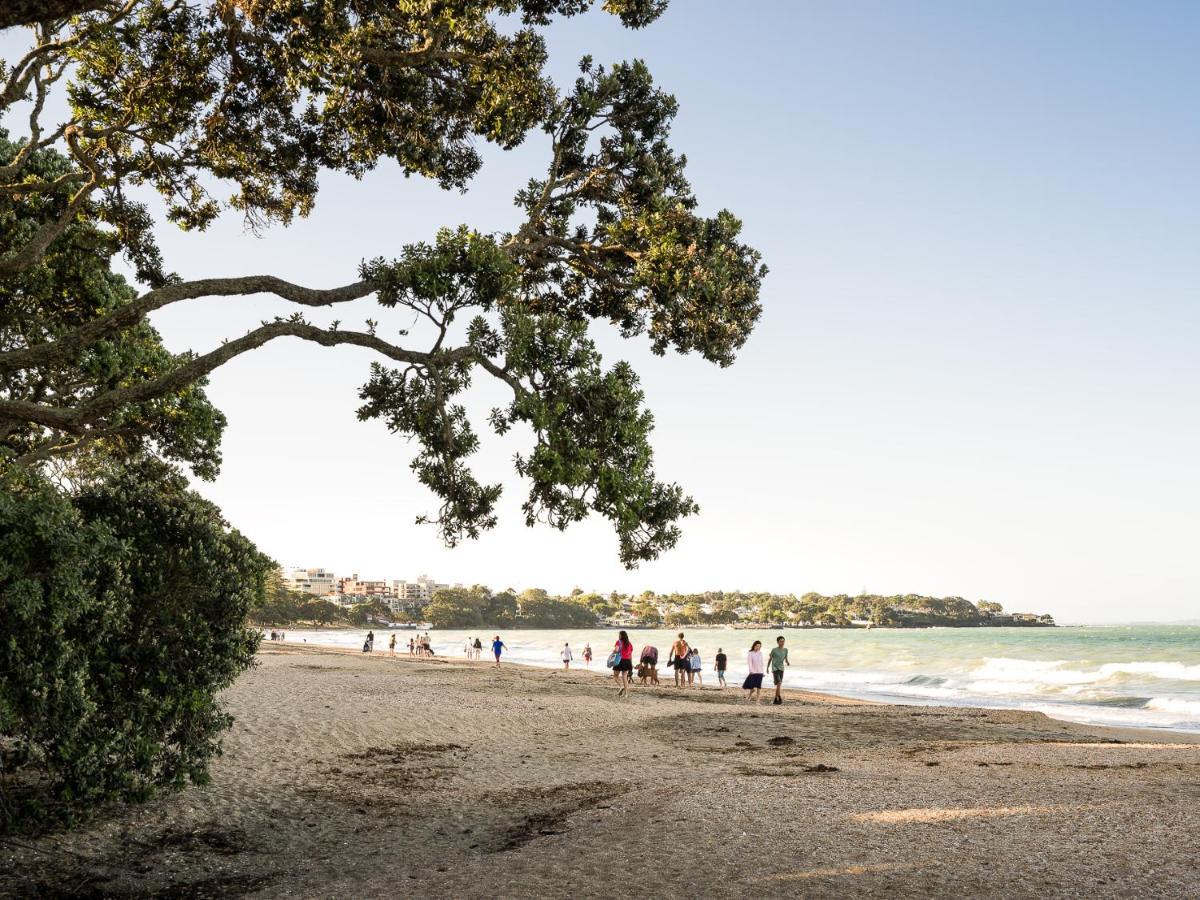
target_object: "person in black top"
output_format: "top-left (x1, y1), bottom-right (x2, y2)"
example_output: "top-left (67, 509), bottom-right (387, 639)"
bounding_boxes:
top-left (714, 648), bottom-right (728, 688)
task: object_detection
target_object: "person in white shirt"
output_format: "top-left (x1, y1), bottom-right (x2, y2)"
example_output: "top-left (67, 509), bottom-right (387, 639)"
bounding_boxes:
top-left (743, 640), bottom-right (765, 703)
top-left (561, 643), bottom-right (573, 670)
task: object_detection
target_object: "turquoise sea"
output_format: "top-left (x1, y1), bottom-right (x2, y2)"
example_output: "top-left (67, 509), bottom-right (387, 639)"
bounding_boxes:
top-left (285, 624), bottom-right (1200, 733)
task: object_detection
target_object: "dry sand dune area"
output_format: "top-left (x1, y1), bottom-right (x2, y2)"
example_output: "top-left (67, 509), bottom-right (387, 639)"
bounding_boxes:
top-left (5, 643), bottom-right (1200, 898)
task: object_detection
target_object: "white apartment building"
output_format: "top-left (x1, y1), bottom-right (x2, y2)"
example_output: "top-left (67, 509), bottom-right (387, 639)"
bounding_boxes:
top-left (285, 567), bottom-right (337, 596)
top-left (390, 574), bottom-right (448, 602)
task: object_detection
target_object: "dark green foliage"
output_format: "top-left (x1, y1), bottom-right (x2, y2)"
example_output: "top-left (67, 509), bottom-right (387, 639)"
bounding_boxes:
top-left (0, 461), bottom-right (265, 831)
top-left (515, 591), bottom-right (597, 628)
top-left (7, 0), bottom-right (669, 283)
top-left (0, 133), bottom-right (226, 476)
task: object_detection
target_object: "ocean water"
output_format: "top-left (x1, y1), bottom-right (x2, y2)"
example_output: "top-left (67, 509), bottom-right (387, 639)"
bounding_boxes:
top-left (280, 624), bottom-right (1200, 733)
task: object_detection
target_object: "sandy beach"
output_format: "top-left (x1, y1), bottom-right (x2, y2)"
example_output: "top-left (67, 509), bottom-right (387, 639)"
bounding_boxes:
top-left (4, 643), bottom-right (1199, 899)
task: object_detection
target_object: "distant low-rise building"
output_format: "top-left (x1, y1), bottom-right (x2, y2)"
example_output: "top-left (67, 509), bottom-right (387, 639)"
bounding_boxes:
top-left (391, 574), bottom-right (449, 602)
top-left (285, 567), bottom-right (336, 596)
top-left (338, 574), bottom-right (392, 598)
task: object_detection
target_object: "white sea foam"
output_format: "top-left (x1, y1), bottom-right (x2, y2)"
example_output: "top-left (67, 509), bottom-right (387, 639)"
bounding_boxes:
top-left (1145, 697), bottom-right (1200, 716)
top-left (1099, 662), bottom-right (1200, 682)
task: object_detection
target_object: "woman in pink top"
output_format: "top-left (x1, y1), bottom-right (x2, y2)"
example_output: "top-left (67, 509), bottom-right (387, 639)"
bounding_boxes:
top-left (743, 640), bottom-right (765, 703)
top-left (612, 630), bottom-right (635, 697)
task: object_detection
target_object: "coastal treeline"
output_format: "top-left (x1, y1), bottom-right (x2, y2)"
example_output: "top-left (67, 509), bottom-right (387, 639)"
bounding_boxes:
top-left (256, 584), bottom-right (1053, 629)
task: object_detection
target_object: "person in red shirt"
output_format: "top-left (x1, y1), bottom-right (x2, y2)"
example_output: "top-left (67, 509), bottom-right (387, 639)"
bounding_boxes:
top-left (612, 630), bottom-right (634, 697)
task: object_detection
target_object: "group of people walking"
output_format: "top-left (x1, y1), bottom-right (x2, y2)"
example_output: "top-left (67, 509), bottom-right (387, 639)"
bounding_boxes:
top-left (406, 633), bottom-right (434, 656)
top-left (603, 632), bottom-right (790, 704)
top-left (344, 628), bottom-right (794, 705)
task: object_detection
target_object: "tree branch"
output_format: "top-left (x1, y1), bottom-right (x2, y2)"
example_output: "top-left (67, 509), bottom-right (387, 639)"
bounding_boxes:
top-left (0, 275), bottom-right (379, 375)
top-left (0, 321), bottom-right (477, 433)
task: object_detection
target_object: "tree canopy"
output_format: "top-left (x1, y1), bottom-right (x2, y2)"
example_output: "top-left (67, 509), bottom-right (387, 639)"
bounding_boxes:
top-left (0, 0), bottom-right (765, 566)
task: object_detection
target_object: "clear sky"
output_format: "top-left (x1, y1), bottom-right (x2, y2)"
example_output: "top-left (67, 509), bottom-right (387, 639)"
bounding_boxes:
top-left (12, 2), bottom-right (1200, 622)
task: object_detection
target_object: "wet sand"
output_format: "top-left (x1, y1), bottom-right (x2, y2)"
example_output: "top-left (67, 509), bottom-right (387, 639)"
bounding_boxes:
top-left (4, 643), bottom-right (1199, 898)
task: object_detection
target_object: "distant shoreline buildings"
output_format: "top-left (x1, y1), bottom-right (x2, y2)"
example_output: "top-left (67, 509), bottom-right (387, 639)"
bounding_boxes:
top-left (282, 568), bottom-right (458, 615)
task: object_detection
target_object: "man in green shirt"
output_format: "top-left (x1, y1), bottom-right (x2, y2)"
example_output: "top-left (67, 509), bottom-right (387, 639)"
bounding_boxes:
top-left (768, 636), bottom-right (789, 705)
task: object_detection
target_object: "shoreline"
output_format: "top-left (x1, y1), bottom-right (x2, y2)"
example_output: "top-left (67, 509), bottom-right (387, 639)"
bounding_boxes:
top-left (6, 642), bottom-right (1199, 898)
top-left (277, 639), bottom-right (1200, 745)
top-left (269, 628), bottom-right (1200, 736)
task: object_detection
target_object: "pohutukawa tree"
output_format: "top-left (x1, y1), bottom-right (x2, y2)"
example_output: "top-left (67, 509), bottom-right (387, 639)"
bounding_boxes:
top-left (0, 0), bottom-right (766, 566)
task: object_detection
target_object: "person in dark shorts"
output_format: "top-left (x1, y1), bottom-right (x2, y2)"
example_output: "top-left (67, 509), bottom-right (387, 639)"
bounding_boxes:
top-left (714, 647), bottom-right (728, 687)
top-left (768, 635), bottom-right (790, 704)
top-left (491, 635), bottom-right (507, 668)
top-left (669, 633), bottom-right (690, 688)
top-left (612, 630), bottom-right (634, 697)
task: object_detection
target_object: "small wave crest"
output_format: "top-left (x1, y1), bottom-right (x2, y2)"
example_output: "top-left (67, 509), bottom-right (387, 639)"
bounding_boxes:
top-left (1145, 697), bottom-right (1200, 716)
top-left (904, 674), bottom-right (947, 686)
top-left (971, 657), bottom-right (1200, 688)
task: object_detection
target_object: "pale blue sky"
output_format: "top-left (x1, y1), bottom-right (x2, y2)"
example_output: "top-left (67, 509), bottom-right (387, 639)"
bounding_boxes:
top-left (7, 2), bottom-right (1200, 621)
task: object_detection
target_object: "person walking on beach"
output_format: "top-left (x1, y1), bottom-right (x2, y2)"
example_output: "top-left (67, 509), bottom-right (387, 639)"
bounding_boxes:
top-left (561, 643), bottom-right (573, 670)
top-left (689, 647), bottom-right (703, 687)
top-left (491, 635), bottom-right (508, 668)
top-left (583, 644), bottom-right (593, 667)
top-left (670, 633), bottom-right (690, 688)
top-left (389, 633), bottom-right (396, 656)
top-left (612, 630), bottom-right (634, 697)
top-left (715, 647), bottom-right (728, 688)
top-left (464, 638), bottom-right (473, 658)
top-left (408, 637), bottom-right (415, 655)
top-left (473, 637), bottom-right (483, 660)
top-left (768, 636), bottom-right (790, 705)
top-left (743, 640), bottom-right (765, 703)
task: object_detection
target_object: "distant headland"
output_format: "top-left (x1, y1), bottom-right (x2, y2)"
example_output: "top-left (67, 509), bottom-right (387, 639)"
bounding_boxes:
top-left (253, 576), bottom-right (1055, 630)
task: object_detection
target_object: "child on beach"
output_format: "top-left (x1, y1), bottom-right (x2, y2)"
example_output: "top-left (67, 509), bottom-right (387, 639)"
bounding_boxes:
top-left (583, 644), bottom-right (592, 666)
top-left (689, 647), bottom-right (703, 687)
top-left (743, 640), bottom-right (765, 703)
top-left (715, 648), bottom-right (728, 687)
